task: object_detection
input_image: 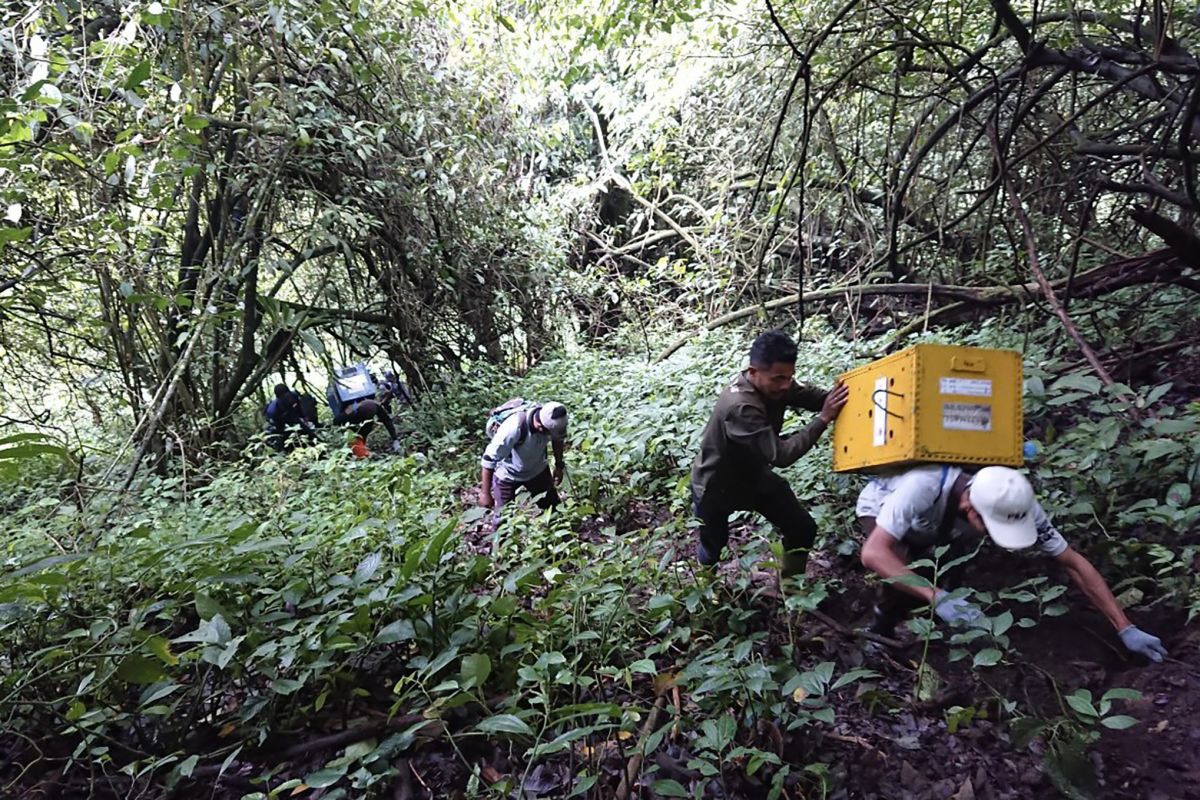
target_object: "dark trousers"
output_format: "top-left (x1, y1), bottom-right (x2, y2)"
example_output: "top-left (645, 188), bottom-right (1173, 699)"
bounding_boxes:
top-left (858, 516), bottom-right (971, 635)
top-left (493, 467), bottom-right (560, 514)
top-left (267, 426), bottom-right (315, 452)
top-left (693, 478), bottom-right (817, 575)
top-left (335, 399), bottom-right (398, 440)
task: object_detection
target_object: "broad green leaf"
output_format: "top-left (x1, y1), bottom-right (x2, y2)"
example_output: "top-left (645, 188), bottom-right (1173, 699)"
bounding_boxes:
top-left (125, 60), bottom-right (152, 89)
top-left (1165, 483), bottom-right (1191, 508)
top-left (355, 551), bottom-right (382, 582)
top-left (475, 714), bottom-right (534, 736)
top-left (146, 635), bottom-right (179, 666)
top-left (117, 654), bottom-right (167, 684)
top-left (178, 755), bottom-right (199, 778)
top-left (973, 649), bottom-right (1002, 667)
top-left (1065, 690), bottom-right (1097, 718)
top-left (377, 619), bottom-right (415, 644)
top-left (194, 592), bottom-right (228, 621)
top-left (304, 765), bottom-right (347, 788)
top-left (460, 653), bottom-right (492, 688)
top-left (650, 779), bottom-right (689, 797)
top-left (1100, 715), bottom-right (1138, 730)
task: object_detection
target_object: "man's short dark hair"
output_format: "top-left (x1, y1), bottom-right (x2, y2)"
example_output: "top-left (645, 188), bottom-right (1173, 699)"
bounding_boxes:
top-left (749, 330), bottom-right (797, 368)
top-left (274, 383), bottom-right (291, 399)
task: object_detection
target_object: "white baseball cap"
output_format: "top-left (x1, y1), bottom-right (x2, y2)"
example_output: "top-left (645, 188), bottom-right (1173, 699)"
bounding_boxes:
top-left (538, 402), bottom-right (568, 440)
top-left (969, 467), bottom-right (1038, 550)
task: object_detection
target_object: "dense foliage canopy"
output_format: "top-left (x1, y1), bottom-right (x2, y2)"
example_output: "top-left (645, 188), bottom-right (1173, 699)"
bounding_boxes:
top-left (1, 0), bottom-right (1198, 797)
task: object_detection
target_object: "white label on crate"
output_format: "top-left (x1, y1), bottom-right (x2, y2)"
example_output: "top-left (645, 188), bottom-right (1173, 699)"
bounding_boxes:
top-left (940, 377), bottom-right (992, 397)
top-left (873, 376), bottom-right (888, 446)
top-left (338, 373), bottom-right (370, 393)
top-left (942, 402), bottom-right (992, 431)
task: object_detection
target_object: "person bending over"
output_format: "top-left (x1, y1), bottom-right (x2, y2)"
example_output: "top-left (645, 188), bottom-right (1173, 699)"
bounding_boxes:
top-left (857, 464), bottom-right (1167, 662)
top-left (479, 402), bottom-right (568, 522)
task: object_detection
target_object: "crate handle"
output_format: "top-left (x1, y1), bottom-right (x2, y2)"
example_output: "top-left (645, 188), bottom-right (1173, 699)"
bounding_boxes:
top-left (950, 356), bottom-right (985, 373)
top-left (871, 388), bottom-right (906, 419)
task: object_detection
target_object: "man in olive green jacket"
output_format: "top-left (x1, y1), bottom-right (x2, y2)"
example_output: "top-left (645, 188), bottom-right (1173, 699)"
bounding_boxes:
top-left (691, 330), bottom-right (849, 577)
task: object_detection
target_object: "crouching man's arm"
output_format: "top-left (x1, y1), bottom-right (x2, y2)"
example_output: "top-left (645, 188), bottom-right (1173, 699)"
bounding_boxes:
top-left (861, 526), bottom-right (983, 626)
top-left (1055, 547), bottom-right (1167, 662)
top-left (861, 527), bottom-right (936, 603)
top-left (479, 467), bottom-right (495, 507)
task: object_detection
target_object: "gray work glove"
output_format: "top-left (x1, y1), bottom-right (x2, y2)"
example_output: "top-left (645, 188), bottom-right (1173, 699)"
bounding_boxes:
top-left (1119, 625), bottom-right (1167, 663)
top-left (933, 590), bottom-right (984, 626)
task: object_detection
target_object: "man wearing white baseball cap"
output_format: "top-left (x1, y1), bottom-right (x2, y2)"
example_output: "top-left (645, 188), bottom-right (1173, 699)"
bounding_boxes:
top-left (856, 464), bottom-right (1168, 663)
top-left (480, 401), bottom-right (568, 520)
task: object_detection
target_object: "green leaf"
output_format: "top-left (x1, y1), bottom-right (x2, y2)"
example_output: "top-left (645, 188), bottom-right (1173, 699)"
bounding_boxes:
top-left (973, 649), bottom-right (1002, 667)
top-left (830, 668), bottom-right (879, 691)
top-left (1165, 483), bottom-right (1191, 508)
top-left (178, 755), bottom-right (199, 778)
top-left (0, 227), bottom-right (32, 244)
top-left (117, 653), bottom-right (167, 684)
top-left (377, 619), bottom-right (415, 644)
top-left (1100, 688), bottom-right (1142, 703)
top-left (304, 765), bottom-right (348, 788)
top-left (1049, 373), bottom-right (1102, 395)
top-left (650, 779), bottom-right (689, 797)
top-left (194, 592), bottom-right (227, 621)
top-left (475, 714), bottom-right (534, 736)
top-left (1065, 690), bottom-right (1097, 718)
top-left (146, 635), bottom-right (179, 666)
top-left (1100, 715), bottom-right (1138, 730)
top-left (459, 653), bottom-right (492, 689)
top-left (1140, 439), bottom-right (1185, 463)
top-left (355, 551), bottom-right (382, 582)
top-left (125, 60), bottom-right (152, 89)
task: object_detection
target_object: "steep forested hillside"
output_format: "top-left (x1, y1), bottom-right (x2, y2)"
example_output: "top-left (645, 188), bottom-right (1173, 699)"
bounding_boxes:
top-left (1, 0), bottom-right (1198, 798)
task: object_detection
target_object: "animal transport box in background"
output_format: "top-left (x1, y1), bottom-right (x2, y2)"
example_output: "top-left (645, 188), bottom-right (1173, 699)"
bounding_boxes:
top-left (831, 344), bottom-right (1023, 473)
top-left (331, 363), bottom-right (377, 405)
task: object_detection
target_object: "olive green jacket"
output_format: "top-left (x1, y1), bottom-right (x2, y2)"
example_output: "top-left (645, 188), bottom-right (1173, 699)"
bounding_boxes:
top-left (690, 371), bottom-right (829, 503)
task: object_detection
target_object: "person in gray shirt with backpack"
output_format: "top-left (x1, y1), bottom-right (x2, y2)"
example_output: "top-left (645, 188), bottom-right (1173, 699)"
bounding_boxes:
top-left (479, 400), bottom-right (568, 518)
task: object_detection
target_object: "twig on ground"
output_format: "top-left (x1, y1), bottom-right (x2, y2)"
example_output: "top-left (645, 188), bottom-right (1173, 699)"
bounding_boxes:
top-left (671, 685), bottom-right (683, 741)
top-left (825, 731), bottom-right (885, 755)
top-left (408, 761), bottom-right (431, 796)
top-left (808, 608), bottom-right (907, 650)
top-left (615, 695), bottom-right (668, 800)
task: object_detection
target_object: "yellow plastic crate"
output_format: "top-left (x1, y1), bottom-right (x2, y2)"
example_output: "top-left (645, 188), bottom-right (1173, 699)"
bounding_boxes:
top-left (832, 344), bottom-right (1023, 473)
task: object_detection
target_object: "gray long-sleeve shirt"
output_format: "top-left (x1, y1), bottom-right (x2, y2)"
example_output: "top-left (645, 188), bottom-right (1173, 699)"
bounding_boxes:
top-left (690, 371), bottom-right (829, 503)
top-left (481, 411), bottom-right (551, 483)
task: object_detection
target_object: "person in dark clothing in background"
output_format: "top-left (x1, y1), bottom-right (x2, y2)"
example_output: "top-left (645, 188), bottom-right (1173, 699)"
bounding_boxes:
top-left (326, 370), bottom-right (402, 459)
top-left (265, 384), bottom-right (318, 451)
top-left (690, 330), bottom-right (849, 581)
top-left (378, 370), bottom-right (415, 414)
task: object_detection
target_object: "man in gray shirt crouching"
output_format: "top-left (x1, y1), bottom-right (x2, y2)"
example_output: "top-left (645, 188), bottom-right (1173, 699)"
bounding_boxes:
top-left (857, 465), bottom-right (1167, 662)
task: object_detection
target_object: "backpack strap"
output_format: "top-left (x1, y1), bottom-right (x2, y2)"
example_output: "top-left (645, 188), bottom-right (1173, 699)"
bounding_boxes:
top-left (515, 405), bottom-right (541, 447)
top-left (936, 466), bottom-right (967, 540)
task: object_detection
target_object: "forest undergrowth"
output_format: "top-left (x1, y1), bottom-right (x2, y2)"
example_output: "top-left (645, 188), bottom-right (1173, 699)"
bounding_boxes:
top-left (2, 324), bottom-right (1199, 800)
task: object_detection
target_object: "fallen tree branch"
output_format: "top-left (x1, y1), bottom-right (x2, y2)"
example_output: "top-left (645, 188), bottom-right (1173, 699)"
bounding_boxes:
top-left (655, 249), bottom-right (1180, 361)
top-left (184, 712), bottom-right (440, 782)
top-left (986, 123), bottom-right (1132, 412)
